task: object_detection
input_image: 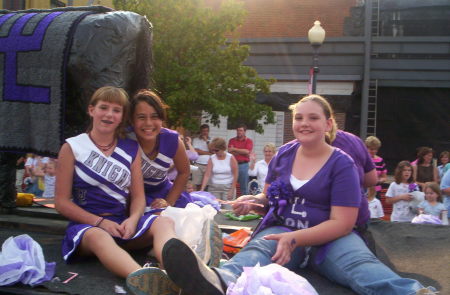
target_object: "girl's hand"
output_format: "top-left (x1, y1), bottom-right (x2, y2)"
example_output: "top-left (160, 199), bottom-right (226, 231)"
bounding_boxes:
top-left (232, 195), bottom-right (267, 216)
top-left (120, 217), bottom-right (139, 240)
top-left (150, 198), bottom-right (169, 209)
top-left (98, 219), bottom-right (124, 238)
top-left (402, 193), bottom-right (413, 201)
top-left (264, 231), bottom-right (297, 266)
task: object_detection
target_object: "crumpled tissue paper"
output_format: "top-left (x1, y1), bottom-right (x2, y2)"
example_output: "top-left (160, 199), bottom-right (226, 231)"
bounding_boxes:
top-left (0, 234), bottom-right (55, 286)
top-left (226, 263), bottom-right (318, 295)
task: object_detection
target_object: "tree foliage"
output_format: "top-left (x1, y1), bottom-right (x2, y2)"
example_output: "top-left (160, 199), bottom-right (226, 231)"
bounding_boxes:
top-left (114, 0), bottom-right (275, 132)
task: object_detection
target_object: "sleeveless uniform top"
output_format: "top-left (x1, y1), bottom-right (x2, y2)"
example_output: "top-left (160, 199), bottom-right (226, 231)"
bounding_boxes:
top-left (210, 152), bottom-right (233, 184)
top-left (66, 133), bottom-right (139, 216)
top-left (62, 134), bottom-right (158, 263)
top-left (128, 128), bottom-right (191, 210)
top-left (128, 128), bottom-right (178, 190)
top-left (416, 165), bottom-right (434, 183)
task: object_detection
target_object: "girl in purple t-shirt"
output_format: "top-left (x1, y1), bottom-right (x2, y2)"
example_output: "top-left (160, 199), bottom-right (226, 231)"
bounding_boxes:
top-left (159, 95), bottom-right (435, 295)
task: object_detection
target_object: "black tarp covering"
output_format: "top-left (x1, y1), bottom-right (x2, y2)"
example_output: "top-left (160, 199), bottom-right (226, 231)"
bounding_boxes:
top-left (0, 6), bottom-right (153, 155)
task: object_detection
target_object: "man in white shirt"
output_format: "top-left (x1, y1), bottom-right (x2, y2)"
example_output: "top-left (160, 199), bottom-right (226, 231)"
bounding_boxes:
top-left (192, 124), bottom-right (212, 190)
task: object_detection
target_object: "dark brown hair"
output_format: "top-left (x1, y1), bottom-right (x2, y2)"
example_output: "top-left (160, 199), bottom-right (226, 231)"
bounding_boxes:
top-left (417, 146), bottom-right (433, 165)
top-left (130, 89), bottom-right (168, 122)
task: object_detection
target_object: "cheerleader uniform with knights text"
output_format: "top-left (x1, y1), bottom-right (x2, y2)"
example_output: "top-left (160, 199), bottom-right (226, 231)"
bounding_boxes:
top-left (129, 128), bottom-right (192, 214)
top-left (62, 134), bottom-right (156, 262)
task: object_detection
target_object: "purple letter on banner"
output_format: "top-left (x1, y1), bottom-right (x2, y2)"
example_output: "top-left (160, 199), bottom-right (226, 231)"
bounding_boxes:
top-left (0, 12), bottom-right (62, 103)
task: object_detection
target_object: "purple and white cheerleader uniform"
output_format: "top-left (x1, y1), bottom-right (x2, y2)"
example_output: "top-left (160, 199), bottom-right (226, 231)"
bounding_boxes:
top-left (129, 128), bottom-right (192, 214)
top-left (62, 134), bottom-right (156, 262)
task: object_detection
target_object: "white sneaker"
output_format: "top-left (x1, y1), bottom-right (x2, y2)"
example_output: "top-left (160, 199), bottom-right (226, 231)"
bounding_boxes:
top-left (193, 219), bottom-right (212, 264)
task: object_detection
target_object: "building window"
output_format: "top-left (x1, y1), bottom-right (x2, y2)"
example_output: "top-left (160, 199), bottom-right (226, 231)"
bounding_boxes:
top-left (51, 0), bottom-right (66, 8)
top-left (3, 0), bottom-right (25, 10)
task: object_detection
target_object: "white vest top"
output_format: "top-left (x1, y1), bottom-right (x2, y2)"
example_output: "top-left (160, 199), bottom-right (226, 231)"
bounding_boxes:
top-left (210, 152), bottom-right (233, 184)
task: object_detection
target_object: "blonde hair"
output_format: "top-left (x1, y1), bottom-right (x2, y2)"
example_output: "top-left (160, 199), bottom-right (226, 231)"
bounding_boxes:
top-left (424, 182), bottom-right (442, 203)
top-left (209, 137), bottom-right (227, 151)
top-left (288, 95), bottom-right (337, 144)
top-left (87, 86), bottom-right (129, 138)
top-left (263, 143), bottom-right (276, 153)
top-left (365, 136), bottom-right (381, 149)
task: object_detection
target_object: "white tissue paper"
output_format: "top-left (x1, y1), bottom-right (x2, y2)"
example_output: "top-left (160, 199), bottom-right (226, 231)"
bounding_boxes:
top-left (0, 234), bottom-right (55, 286)
top-left (226, 263), bottom-right (318, 295)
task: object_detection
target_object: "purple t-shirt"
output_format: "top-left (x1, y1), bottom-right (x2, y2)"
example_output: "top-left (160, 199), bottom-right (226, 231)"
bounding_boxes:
top-left (266, 142), bottom-right (362, 229)
top-left (332, 130), bottom-right (375, 187)
top-left (332, 130), bottom-right (374, 224)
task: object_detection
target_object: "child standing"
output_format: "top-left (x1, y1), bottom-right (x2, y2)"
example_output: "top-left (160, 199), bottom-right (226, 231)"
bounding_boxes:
top-left (418, 182), bottom-right (447, 220)
top-left (365, 136), bottom-right (387, 198)
top-left (385, 161), bottom-right (419, 222)
top-left (35, 159), bottom-right (57, 198)
top-left (367, 186), bottom-right (384, 219)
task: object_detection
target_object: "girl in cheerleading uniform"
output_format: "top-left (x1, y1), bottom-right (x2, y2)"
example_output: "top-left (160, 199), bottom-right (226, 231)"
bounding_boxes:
top-left (127, 89), bottom-right (192, 214)
top-left (56, 86), bottom-right (179, 294)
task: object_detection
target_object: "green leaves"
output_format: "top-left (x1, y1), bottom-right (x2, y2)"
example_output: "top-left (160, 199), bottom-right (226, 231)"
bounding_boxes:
top-left (114, 0), bottom-right (275, 132)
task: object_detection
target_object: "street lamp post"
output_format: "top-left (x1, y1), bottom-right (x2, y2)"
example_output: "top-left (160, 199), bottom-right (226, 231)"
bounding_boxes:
top-left (308, 21), bottom-right (326, 94)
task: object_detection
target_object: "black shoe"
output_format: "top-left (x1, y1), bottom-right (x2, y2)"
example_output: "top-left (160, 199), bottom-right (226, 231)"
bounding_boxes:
top-left (162, 238), bottom-right (226, 295)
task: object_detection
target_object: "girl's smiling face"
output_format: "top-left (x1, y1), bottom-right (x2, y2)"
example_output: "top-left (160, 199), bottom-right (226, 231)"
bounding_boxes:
top-left (88, 100), bottom-right (123, 134)
top-left (292, 100), bottom-right (332, 145)
top-left (132, 101), bottom-right (163, 142)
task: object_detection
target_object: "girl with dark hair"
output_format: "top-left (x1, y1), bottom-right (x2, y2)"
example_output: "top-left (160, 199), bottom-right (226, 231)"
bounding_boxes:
top-left (128, 89), bottom-right (192, 211)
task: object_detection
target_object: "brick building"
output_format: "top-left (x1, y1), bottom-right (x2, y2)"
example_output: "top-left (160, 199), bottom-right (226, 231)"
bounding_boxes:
top-left (205, 0), bottom-right (450, 170)
top-left (204, 0), bottom-right (362, 157)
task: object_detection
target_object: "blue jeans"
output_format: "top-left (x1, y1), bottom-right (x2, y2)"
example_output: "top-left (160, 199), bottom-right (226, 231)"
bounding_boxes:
top-left (215, 226), bottom-right (428, 295)
top-left (237, 162), bottom-right (249, 195)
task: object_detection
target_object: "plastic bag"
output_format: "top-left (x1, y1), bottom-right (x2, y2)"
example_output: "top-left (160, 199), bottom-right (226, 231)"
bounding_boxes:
top-left (0, 234), bottom-right (55, 286)
top-left (224, 211), bottom-right (261, 221)
top-left (161, 203), bottom-right (217, 249)
top-left (409, 191), bottom-right (425, 211)
top-left (227, 263), bottom-right (318, 295)
top-left (190, 191), bottom-right (221, 211)
top-left (223, 228), bottom-right (251, 254)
